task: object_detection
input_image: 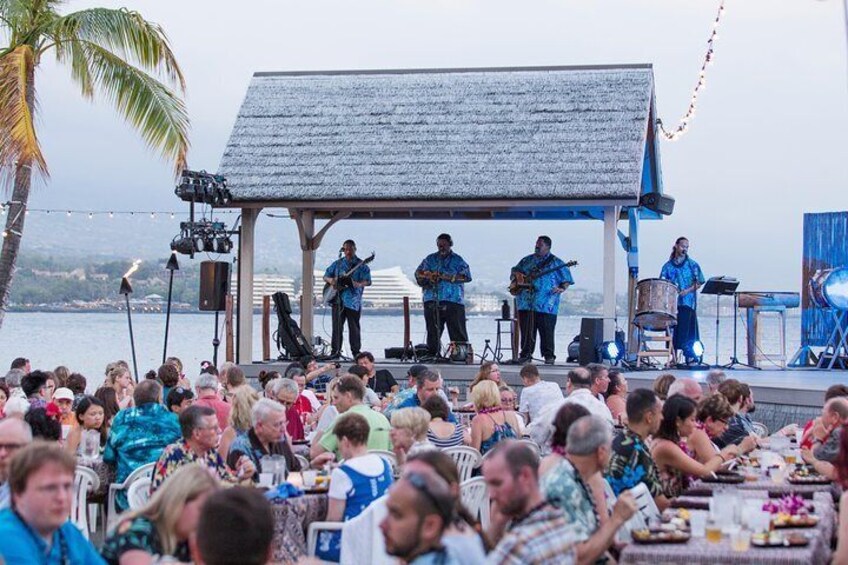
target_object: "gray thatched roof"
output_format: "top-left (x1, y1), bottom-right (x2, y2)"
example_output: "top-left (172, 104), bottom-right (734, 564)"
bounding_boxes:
top-left (219, 65), bottom-right (658, 204)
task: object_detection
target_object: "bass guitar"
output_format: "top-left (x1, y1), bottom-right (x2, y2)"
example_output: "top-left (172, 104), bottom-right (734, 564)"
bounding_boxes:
top-left (322, 252), bottom-right (375, 305)
top-left (508, 260), bottom-right (578, 296)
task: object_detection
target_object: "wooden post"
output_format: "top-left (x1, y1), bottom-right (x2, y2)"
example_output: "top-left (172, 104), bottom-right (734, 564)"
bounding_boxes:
top-left (512, 297), bottom-right (520, 358)
top-left (262, 295), bottom-right (271, 361)
top-left (602, 206), bottom-right (619, 341)
top-left (237, 208), bottom-right (259, 364)
top-left (403, 296), bottom-right (411, 352)
top-left (225, 294), bottom-right (234, 363)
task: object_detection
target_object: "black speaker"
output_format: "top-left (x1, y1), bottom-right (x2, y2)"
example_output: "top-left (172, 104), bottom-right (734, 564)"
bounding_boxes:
top-left (578, 317), bottom-right (604, 366)
top-left (199, 261), bottom-right (230, 311)
top-left (639, 192), bottom-right (675, 216)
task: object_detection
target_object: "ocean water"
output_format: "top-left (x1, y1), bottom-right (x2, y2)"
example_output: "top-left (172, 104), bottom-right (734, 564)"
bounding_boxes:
top-left (0, 311), bottom-right (801, 389)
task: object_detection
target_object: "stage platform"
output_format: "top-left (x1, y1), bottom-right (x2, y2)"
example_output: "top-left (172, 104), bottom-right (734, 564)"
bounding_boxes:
top-left (240, 360), bottom-right (847, 433)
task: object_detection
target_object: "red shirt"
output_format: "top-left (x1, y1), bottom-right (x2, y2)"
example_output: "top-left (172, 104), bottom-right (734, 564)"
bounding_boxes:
top-left (286, 404), bottom-right (305, 441)
top-left (194, 395), bottom-right (232, 431)
top-left (294, 395), bottom-right (314, 416)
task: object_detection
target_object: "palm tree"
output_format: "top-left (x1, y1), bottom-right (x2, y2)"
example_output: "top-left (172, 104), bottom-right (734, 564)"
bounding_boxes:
top-left (0, 1), bottom-right (189, 328)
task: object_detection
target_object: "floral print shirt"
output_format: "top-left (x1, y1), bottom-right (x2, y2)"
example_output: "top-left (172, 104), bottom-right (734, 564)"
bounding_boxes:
top-left (605, 427), bottom-right (664, 498)
top-left (323, 256), bottom-right (372, 311)
top-left (660, 256), bottom-right (705, 310)
top-left (101, 515), bottom-right (190, 564)
top-left (416, 251), bottom-right (472, 305)
top-left (150, 440), bottom-right (236, 493)
top-left (512, 253), bottom-right (574, 314)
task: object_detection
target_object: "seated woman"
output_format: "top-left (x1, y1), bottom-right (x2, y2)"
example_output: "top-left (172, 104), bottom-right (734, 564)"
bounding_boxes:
top-left (499, 385), bottom-right (526, 437)
top-left (688, 394), bottom-right (755, 465)
top-left (653, 373), bottom-right (676, 403)
top-left (317, 412), bottom-right (394, 562)
top-left (311, 377), bottom-right (341, 445)
top-left (604, 370), bottom-right (628, 424)
top-left (64, 395), bottom-right (108, 455)
top-left (101, 464), bottom-right (219, 564)
top-left (423, 394), bottom-right (468, 449)
top-left (469, 381), bottom-right (519, 456)
top-left (390, 407), bottom-right (435, 466)
top-left (218, 385), bottom-right (258, 459)
top-left (651, 395), bottom-right (740, 498)
top-left (469, 361), bottom-right (501, 391)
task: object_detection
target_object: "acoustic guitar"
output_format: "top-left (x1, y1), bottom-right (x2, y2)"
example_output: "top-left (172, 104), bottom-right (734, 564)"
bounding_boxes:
top-left (416, 270), bottom-right (469, 285)
top-left (508, 260), bottom-right (578, 296)
top-left (322, 252), bottom-right (375, 305)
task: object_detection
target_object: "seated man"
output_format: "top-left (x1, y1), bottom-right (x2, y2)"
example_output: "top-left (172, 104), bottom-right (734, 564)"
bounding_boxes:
top-left (391, 369), bottom-right (457, 424)
top-left (193, 373), bottom-right (231, 431)
top-left (227, 398), bottom-right (301, 480)
top-left (310, 376), bottom-right (392, 463)
top-left (271, 378), bottom-right (306, 441)
top-left (541, 415), bottom-right (637, 561)
top-left (356, 351), bottom-right (399, 395)
top-left (605, 389), bottom-right (669, 511)
top-left (384, 364), bottom-right (430, 419)
top-left (348, 365), bottom-right (383, 409)
top-left (809, 397), bottom-right (848, 463)
top-left (381, 469), bottom-right (458, 564)
top-left (191, 488), bottom-right (275, 565)
top-left (0, 443), bottom-right (105, 563)
top-left (484, 440), bottom-right (580, 564)
top-left (166, 386), bottom-right (195, 415)
top-left (0, 418), bottom-right (32, 509)
top-left (150, 405), bottom-right (255, 492)
top-left (103, 380), bottom-right (181, 511)
top-left (518, 363), bottom-right (563, 423)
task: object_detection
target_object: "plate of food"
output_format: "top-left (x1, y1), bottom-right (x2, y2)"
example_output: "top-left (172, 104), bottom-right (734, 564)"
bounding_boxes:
top-left (631, 528), bottom-right (691, 544)
top-left (787, 470), bottom-right (831, 485)
top-left (660, 508), bottom-right (691, 530)
top-left (701, 470), bottom-right (746, 484)
top-left (750, 532), bottom-right (810, 548)
top-left (771, 513), bottom-right (819, 528)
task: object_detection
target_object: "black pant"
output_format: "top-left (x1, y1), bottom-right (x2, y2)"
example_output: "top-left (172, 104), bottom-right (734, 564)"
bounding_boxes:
top-left (672, 305), bottom-right (700, 353)
top-left (518, 310), bottom-right (557, 360)
top-left (331, 304), bottom-right (361, 357)
top-left (423, 301), bottom-right (468, 356)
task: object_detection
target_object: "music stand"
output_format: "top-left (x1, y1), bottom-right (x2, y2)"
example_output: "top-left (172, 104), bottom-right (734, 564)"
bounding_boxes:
top-left (701, 276), bottom-right (739, 366)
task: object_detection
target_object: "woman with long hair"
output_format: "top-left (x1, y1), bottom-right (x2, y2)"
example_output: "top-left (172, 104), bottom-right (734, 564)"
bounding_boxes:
top-left (218, 385), bottom-right (259, 459)
top-left (688, 394), bottom-right (755, 465)
top-left (468, 361), bottom-right (501, 393)
top-left (95, 386), bottom-right (121, 427)
top-left (64, 395), bottom-right (108, 454)
top-left (107, 364), bottom-right (134, 410)
top-left (101, 464), bottom-right (220, 564)
top-left (469, 381), bottom-right (519, 455)
top-left (651, 395), bottom-right (739, 497)
top-left (605, 369), bottom-right (628, 423)
top-left (406, 449), bottom-right (491, 559)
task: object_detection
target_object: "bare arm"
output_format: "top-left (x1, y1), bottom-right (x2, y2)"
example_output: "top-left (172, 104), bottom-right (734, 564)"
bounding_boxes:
top-left (218, 427), bottom-right (236, 459)
top-left (64, 426), bottom-right (81, 454)
top-left (326, 497), bottom-right (346, 522)
top-left (470, 416), bottom-right (484, 452)
top-left (574, 492), bottom-right (637, 565)
top-left (652, 439), bottom-right (726, 478)
top-left (118, 550), bottom-right (154, 565)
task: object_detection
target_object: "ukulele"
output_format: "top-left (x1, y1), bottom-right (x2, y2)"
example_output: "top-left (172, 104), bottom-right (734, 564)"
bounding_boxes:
top-left (508, 260), bottom-right (578, 296)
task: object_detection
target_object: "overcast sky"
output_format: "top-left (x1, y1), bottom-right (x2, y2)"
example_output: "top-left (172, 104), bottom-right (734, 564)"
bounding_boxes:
top-left (22, 0), bottom-right (848, 292)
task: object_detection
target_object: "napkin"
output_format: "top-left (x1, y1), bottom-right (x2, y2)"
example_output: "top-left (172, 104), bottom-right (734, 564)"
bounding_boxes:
top-left (264, 482), bottom-right (305, 501)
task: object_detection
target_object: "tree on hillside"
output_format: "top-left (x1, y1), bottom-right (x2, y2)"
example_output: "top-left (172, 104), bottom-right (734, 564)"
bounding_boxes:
top-left (0, 1), bottom-right (189, 328)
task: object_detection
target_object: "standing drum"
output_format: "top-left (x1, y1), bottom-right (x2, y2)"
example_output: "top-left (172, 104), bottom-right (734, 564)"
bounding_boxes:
top-left (634, 278), bottom-right (679, 331)
top-left (809, 268), bottom-right (848, 310)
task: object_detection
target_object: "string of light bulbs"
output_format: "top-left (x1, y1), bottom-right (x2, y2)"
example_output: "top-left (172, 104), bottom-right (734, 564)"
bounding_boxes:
top-left (658, 0), bottom-right (728, 141)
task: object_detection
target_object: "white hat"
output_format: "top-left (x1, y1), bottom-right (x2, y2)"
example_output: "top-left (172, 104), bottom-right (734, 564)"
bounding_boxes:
top-left (53, 387), bottom-right (74, 401)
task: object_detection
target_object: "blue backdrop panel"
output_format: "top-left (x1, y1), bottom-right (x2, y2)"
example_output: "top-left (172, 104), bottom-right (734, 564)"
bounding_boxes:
top-left (801, 211), bottom-right (848, 346)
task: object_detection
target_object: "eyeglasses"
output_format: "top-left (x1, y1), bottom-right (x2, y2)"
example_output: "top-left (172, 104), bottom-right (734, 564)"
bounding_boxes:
top-left (405, 472), bottom-right (454, 523)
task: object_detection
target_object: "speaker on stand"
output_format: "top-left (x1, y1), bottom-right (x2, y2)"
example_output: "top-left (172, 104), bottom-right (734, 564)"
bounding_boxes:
top-left (199, 261), bottom-right (230, 366)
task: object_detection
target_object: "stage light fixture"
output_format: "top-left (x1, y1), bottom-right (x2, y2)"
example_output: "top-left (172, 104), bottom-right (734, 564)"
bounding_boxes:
top-left (215, 236), bottom-right (233, 254)
top-left (600, 340), bottom-right (623, 362)
top-left (684, 340), bottom-right (705, 364)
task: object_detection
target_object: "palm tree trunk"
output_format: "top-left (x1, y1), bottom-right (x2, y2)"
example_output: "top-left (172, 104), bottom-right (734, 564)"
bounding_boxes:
top-left (0, 60), bottom-right (35, 331)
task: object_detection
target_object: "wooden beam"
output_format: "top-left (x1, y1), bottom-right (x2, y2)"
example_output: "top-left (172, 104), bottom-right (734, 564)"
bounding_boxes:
top-left (262, 295), bottom-right (271, 361)
top-left (603, 206), bottom-right (620, 341)
top-left (237, 208), bottom-right (260, 363)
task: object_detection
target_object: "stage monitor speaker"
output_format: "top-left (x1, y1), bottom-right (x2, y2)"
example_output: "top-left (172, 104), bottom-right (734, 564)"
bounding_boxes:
top-left (579, 317), bottom-right (604, 366)
top-left (639, 192), bottom-right (675, 216)
top-left (199, 261), bottom-right (230, 311)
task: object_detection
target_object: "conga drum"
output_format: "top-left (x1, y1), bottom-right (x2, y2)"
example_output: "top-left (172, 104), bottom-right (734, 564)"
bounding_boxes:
top-left (634, 278), bottom-right (679, 331)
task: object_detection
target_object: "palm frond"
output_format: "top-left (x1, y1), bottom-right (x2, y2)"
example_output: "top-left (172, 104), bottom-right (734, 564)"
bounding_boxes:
top-left (49, 7), bottom-right (184, 91)
top-left (78, 40), bottom-right (188, 173)
top-left (0, 44), bottom-right (48, 190)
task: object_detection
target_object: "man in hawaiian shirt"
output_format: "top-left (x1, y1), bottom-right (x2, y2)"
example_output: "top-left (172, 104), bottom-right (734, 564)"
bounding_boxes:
top-left (512, 236), bottom-right (574, 365)
top-left (415, 234), bottom-right (472, 358)
top-left (660, 237), bottom-right (705, 362)
top-left (605, 389), bottom-right (669, 511)
top-left (324, 239), bottom-right (372, 359)
top-left (150, 405), bottom-right (255, 492)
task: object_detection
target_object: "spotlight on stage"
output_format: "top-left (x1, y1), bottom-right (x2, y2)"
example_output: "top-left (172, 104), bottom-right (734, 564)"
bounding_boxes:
top-left (214, 236), bottom-right (233, 254)
top-left (601, 341), bottom-right (621, 361)
top-left (810, 267), bottom-right (848, 311)
top-left (685, 340), bottom-right (705, 364)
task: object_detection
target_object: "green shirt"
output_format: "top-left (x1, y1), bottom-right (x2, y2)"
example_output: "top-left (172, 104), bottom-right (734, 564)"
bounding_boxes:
top-left (319, 404), bottom-right (392, 456)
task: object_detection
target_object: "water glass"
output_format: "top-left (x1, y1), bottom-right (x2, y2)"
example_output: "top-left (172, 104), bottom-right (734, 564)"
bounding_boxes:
top-left (730, 527), bottom-right (750, 551)
top-left (303, 470), bottom-right (318, 489)
top-left (258, 473), bottom-right (274, 488)
top-left (705, 517), bottom-right (722, 543)
top-left (82, 430), bottom-right (101, 460)
top-left (271, 454), bottom-right (287, 484)
top-left (690, 511), bottom-right (707, 537)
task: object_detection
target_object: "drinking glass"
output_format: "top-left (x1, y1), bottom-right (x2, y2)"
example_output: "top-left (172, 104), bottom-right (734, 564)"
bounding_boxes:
top-left (705, 517), bottom-right (722, 543)
top-left (690, 511), bottom-right (707, 537)
top-left (303, 470), bottom-right (318, 489)
top-left (82, 430), bottom-right (100, 460)
top-left (730, 527), bottom-right (750, 551)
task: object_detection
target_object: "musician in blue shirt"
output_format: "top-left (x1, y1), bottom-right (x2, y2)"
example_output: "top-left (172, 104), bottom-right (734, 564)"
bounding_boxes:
top-left (324, 240), bottom-right (372, 358)
top-left (660, 236), bottom-right (705, 361)
top-left (415, 234), bottom-right (472, 357)
top-left (512, 236), bottom-right (574, 365)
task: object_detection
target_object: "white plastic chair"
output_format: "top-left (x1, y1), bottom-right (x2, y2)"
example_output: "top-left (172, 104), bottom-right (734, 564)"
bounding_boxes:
top-left (72, 466), bottom-right (100, 540)
top-left (127, 477), bottom-right (152, 510)
top-left (368, 450), bottom-right (398, 476)
top-left (460, 476), bottom-right (490, 530)
top-left (339, 496), bottom-right (393, 565)
top-left (443, 446), bottom-right (482, 483)
top-left (107, 462), bottom-right (155, 530)
top-left (629, 482), bottom-right (660, 523)
top-left (307, 521), bottom-right (344, 557)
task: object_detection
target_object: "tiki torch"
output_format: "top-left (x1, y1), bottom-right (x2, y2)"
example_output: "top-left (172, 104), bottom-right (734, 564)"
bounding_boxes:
top-left (162, 252), bottom-right (179, 364)
top-left (120, 259), bottom-right (141, 382)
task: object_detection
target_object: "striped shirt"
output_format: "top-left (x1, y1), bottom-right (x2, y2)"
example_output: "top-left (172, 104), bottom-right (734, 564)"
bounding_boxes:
top-left (487, 503), bottom-right (577, 565)
top-left (427, 424), bottom-right (466, 449)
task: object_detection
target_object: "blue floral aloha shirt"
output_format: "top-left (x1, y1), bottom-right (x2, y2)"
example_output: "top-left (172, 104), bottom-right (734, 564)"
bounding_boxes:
top-left (660, 256), bottom-right (705, 310)
top-left (416, 252), bottom-right (472, 305)
top-left (605, 427), bottom-right (664, 498)
top-left (323, 256), bottom-right (372, 311)
top-left (512, 253), bottom-right (574, 314)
